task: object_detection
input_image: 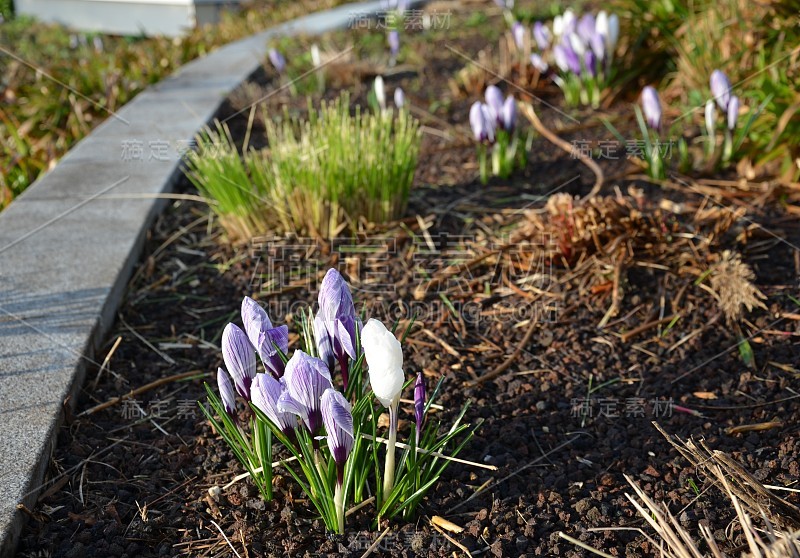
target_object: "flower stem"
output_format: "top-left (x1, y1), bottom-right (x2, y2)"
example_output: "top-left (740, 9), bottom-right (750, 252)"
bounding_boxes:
top-left (383, 403), bottom-right (398, 499)
top-left (334, 482), bottom-right (344, 534)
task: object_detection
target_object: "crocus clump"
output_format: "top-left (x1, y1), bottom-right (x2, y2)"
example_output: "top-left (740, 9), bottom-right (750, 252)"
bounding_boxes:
top-left (705, 70), bottom-right (742, 163)
top-left (200, 269), bottom-right (480, 533)
top-left (469, 85), bottom-right (524, 183)
top-left (522, 9), bottom-right (620, 107)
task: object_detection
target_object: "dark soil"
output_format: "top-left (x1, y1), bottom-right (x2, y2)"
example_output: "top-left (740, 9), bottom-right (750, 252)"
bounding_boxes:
top-left (16, 5), bottom-right (800, 558)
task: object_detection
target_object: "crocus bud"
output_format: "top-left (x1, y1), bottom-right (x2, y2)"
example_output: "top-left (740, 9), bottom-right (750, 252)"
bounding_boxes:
top-left (501, 96), bottom-right (517, 131)
top-left (241, 296), bottom-right (289, 379)
top-left (252, 374), bottom-right (298, 435)
top-left (568, 32), bottom-right (586, 56)
top-left (532, 21), bottom-right (551, 50)
top-left (530, 53), bottom-right (549, 73)
top-left (268, 48), bottom-right (286, 73)
top-left (374, 76), bottom-right (386, 111)
top-left (318, 269), bottom-right (361, 389)
top-left (362, 319), bottom-right (404, 409)
top-left (280, 350), bottom-right (333, 434)
top-left (589, 31), bottom-right (605, 61)
top-left (554, 42), bottom-right (581, 75)
top-left (704, 100), bottom-right (716, 137)
top-left (606, 13), bottom-right (619, 50)
top-left (641, 86), bottom-right (662, 131)
top-left (414, 371), bottom-right (426, 441)
top-left (394, 87), bottom-right (405, 108)
top-left (321, 388), bottom-right (354, 467)
top-left (595, 11), bottom-right (608, 38)
top-left (217, 368), bottom-right (236, 418)
top-left (710, 69), bottom-right (731, 111)
top-left (512, 21), bottom-right (525, 50)
top-left (561, 9), bottom-right (577, 36)
top-left (485, 85), bottom-right (504, 125)
top-left (577, 13), bottom-right (595, 43)
top-left (313, 313), bottom-right (335, 371)
top-left (469, 101), bottom-right (495, 144)
top-left (388, 30), bottom-right (400, 58)
top-left (727, 95), bottom-right (739, 130)
top-left (311, 44), bottom-right (321, 67)
top-left (222, 323), bottom-right (256, 400)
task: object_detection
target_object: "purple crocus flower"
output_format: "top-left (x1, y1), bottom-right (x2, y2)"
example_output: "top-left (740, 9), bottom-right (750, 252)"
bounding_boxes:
top-left (512, 22), bottom-right (525, 50)
top-left (484, 85), bottom-right (504, 125)
top-left (217, 368), bottom-right (237, 418)
top-left (727, 95), bottom-right (739, 130)
top-left (589, 31), bottom-right (606, 61)
top-left (710, 70), bottom-right (731, 111)
top-left (469, 101), bottom-right (495, 144)
top-left (413, 371), bottom-right (426, 443)
top-left (554, 42), bottom-right (581, 75)
top-left (577, 13), bottom-right (596, 44)
top-left (321, 388), bottom-right (354, 471)
top-left (501, 96), bottom-right (517, 131)
top-left (641, 86), bottom-right (662, 131)
top-left (394, 87), bottom-right (405, 108)
top-left (241, 296), bottom-right (289, 379)
top-left (279, 350), bottom-right (333, 435)
top-left (532, 21), bottom-right (551, 50)
top-left (318, 269), bottom-right (361, 391)
top-left (388, 30), bottom-right (400, 58)
top-left (252, 374), bottom-right (298, 436)
top-left (268, 48), bottom-right (286, 73)
top-left (222, 323), bottom-right (256, 400)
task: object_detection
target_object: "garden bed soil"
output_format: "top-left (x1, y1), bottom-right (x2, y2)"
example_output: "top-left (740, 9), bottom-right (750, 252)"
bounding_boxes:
top-left (16, 5), bottom-right (800, 558)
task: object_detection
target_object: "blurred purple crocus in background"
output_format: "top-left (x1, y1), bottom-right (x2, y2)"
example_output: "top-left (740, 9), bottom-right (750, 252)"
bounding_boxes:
top-left (576, 13), bottom-right (595, 43)
top-left (222, 323), bottom-right (256, 400)
top-left (268, 48), bottom-right (286, 73)
top-left (530, 53), bottom-right (549, 73)
top-left (641, 86), bottom-right (662, 131)
top-left (388, 29), bottom-right (400, 59)
top-left (485, 85), bottom-right (504, 125)
top-left (394, 87), bottom-right (405, 108)
top-left (414, 371), bottom-right (426, 443)
top-left (279, 350), bottom-right (333, 435)
top-left (501, 96), bottom-right (517, 131)
top-left (242, 296), bottom-right (289, 379)
top-left (583, 50), bottom-right (597, 77)
top-left (710, 70), bottom-right (731, 111)
top-left (317, 269), bottom-right (361, 391)
top-left (217, 368), bottom-right (237, 418)
top-left (469, 101), bottom-right (495, 144)
top-left (553, 42), bottom-right (581, 75)
top-left (512, 21), bottom-right (525, 49)
top-left (251, 374), bottom-right (298, 437)
top-left (727, 95), bottom-right (739, 130)
top-left (532, 21), bottom-right (551, 50)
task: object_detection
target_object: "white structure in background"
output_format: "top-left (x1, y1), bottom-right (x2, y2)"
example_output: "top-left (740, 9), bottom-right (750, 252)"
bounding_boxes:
top-left (14, 0), bottom-right (239, 36)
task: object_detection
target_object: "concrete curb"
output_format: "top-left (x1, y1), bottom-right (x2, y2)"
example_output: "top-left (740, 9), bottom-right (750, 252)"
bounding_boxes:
top-left (0, 2), bottom-right (407, 554)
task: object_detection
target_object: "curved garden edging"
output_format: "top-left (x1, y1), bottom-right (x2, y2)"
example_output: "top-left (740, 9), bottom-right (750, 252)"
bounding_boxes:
top-left (0, 3), bottom-right (420, 555)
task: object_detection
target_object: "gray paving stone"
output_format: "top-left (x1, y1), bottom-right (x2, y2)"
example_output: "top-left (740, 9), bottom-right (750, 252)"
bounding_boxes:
top-left (0, 1), bottom-right (405, 554)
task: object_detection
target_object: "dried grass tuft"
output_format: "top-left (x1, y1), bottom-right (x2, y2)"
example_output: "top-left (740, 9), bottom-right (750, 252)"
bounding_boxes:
top-left (709, 250), bottom-right (767, 323)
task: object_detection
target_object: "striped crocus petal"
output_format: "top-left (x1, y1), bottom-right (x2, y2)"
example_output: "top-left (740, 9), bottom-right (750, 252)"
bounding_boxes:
top-left (710, 69), bottom-right (731, 111)
top-left (321, 388), bottom-right (354, 466)
top-left (318, 269), bottom-right (359, 362)
top-left (217, 368), bottom-right (237, 418)
top-left (641, 86), bottom-right (662, 131)
top-left (414, 371), bottom-right (426, 439)
top-left (222, 323), bottom-right (256, 400)
top-left (283, 350), bottom-right (333, 433)
top-left (314, 313), bottom-right (335, 372)
top-left (241, 297), bottom-right (288, 378)
top-left (252, 374), bottom-right (297, 435)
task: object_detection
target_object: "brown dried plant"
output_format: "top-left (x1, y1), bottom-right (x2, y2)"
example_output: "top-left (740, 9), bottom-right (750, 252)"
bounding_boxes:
top-left (708, 250), bottom-right (767, 323)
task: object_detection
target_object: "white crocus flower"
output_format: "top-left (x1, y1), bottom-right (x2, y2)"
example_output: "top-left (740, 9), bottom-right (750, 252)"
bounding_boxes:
top-left (374, 76), bottom-right (387, 112)
top-left (361, 318), bottom-right (404, 497)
